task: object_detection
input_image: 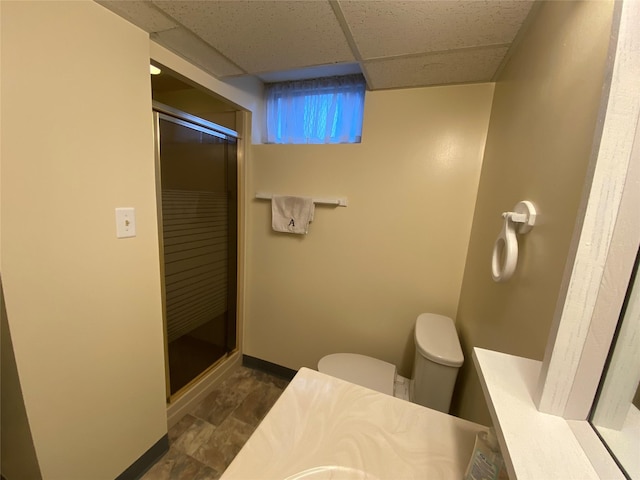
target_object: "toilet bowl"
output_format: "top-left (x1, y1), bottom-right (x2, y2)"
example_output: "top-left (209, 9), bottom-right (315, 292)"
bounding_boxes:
top-left (317, 313), bottom-right (463, 413)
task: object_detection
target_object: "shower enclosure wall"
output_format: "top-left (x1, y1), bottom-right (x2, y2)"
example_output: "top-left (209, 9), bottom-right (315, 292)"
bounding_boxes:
top-left (153, 103), bottom-right (238, 399)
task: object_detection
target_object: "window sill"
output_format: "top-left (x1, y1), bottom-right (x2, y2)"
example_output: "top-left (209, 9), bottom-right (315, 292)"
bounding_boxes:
top-left (473, 348), bottom-right (625, 480)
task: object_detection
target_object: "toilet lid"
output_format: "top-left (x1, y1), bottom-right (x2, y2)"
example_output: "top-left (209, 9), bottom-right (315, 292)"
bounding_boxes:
top-left (317, 353), bottom-right (396, 396)
top-left (415, 313), bottom-right (464, 367)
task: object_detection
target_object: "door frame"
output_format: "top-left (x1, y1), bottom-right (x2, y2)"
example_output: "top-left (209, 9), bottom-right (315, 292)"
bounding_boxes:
top-left (152, 101), bottom-right (240, 403)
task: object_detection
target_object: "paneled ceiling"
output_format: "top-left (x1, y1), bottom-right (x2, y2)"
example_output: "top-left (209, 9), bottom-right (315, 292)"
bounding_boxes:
top-left (98, 0), bottom-right (536, 90)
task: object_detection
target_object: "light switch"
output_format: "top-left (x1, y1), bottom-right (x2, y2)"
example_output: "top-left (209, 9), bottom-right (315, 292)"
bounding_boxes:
top-left (115, 208), bottom-right (136, 238)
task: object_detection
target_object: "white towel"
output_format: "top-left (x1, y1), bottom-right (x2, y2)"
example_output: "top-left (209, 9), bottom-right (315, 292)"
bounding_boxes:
top-left (271, 195), bottom-right (315, 234)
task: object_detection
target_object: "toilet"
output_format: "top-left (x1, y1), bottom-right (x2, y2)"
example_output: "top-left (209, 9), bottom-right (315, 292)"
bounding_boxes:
top-left (317, 313), bottom-right (464, 413)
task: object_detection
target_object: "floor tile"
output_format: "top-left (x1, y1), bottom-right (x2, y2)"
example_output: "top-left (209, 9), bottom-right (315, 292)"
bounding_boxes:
top-left (214, 415), bottom-right (257, 447)
top-left (251, 370), bottom-right (291, 389)
top-left (141, 449), bottom-right (219, 480)
top-left (141, 366), bottom-right (289, 480)
top-left (190, 415), bottom-right (258, 472)
top-left (168, 414), bottom-right (198, 444)
top-left (191, 370), bottom-right (264, 426)
top-left (231, 383), bottom-right (284, 426)
top-left (171, 417), bottom-right (217, 456)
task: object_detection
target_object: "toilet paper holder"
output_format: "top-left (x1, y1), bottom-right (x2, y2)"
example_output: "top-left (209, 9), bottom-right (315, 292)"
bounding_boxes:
top-left (491, 200), bottom-right (537, 282)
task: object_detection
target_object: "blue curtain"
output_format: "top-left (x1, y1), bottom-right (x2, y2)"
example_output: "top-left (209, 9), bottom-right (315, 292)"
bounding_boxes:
top-left (265, 75), bottom-right (366, 144)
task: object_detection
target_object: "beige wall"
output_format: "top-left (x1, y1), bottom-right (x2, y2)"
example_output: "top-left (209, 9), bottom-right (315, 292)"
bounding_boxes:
top-left (150, 42), bottom-right (264, 144)
top-left (1, 282), bottom-right (42, 480)
top-left (245, 84), bottom-right (494, 376)
top-left (1, 2), bottom-right (167, 478)
top-left (453, 0), bottom-right (615, 425)
top-left (153, 89), bottom-right (237, 131)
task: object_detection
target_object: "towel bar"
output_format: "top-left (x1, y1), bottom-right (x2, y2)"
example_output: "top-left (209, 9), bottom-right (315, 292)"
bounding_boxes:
top-left (255, 192), bottom-right (348, 207)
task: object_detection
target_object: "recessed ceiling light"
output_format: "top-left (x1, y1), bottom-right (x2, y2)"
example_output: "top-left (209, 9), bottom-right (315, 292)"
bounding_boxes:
top-left (150, 65), bottom-right (161, 75)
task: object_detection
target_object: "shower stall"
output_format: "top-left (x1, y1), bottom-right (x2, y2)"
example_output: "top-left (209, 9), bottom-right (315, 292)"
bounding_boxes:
top-left (153, 102), bottom-right (238, 399)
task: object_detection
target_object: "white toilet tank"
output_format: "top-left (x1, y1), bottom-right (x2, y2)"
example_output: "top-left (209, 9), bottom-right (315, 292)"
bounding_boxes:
top-left (411, 313), bottom-right (464, 413)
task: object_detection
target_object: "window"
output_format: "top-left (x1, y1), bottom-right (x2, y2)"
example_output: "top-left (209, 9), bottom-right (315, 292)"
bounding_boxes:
top-left (265, 75), bottom-right (366, 144)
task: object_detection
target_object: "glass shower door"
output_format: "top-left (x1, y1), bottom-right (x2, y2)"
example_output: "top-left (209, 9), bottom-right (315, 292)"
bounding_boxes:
top-left (154, 108), bottom-right (238, 398)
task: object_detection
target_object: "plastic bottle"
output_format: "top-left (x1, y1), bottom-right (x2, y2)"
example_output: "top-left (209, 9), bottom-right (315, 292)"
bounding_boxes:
top-left (463, 428), bottom-right (506, 480)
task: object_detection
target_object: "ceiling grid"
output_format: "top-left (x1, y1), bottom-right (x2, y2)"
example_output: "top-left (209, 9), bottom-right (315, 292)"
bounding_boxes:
top-left (97, 0), bottom-right (535, 90)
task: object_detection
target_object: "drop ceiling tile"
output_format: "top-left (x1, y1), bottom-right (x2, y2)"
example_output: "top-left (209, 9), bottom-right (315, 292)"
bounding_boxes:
top-left (151, 0), bottom-right (355, 74)
top-left (96, 1), bottom-right (177, 33)
top-left (338, 0), bottom-right (533, 59)
top-left (152, 28), bottom-right (244, 77)
top-left (258, 63), bottom-right (362, 83)
top-left (364, 46), bottom-right (509, 90)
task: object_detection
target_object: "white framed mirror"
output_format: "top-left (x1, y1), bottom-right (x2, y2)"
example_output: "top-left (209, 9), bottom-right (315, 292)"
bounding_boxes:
top-left (590, 249), bottom-right (640, 479)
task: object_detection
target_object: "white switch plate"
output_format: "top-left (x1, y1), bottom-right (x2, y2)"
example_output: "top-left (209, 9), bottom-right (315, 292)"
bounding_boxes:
top-left (115, 208), bottom-right (136, 238)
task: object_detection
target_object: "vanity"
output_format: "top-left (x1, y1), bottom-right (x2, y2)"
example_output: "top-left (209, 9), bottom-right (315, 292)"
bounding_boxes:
top-left (221, 367), bottom-right (486, 479)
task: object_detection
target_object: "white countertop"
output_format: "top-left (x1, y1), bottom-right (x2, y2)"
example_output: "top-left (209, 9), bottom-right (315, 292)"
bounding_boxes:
top-left (473, 348), bottom-right (625, 480)
top-left (221, 367), bottom-right (486, 480)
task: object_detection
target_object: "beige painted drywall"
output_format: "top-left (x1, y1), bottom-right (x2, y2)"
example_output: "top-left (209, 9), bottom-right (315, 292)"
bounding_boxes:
top-left (245, 83), bottom-right (494, 376)
top-left (1, 280), bottom-right (42, 480)
top-left (153, 89), bottom-right (237, 131)
top-left (1, 2), bottom-right (167, 478)
top-left (150, 42), bottom-right (264, 144)
top-left (453, 0), bottom-right (615, 426)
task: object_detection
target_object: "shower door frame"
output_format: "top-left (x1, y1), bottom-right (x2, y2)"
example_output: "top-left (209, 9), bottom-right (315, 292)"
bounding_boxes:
top-left (152, 101), bottom-right (240, 403)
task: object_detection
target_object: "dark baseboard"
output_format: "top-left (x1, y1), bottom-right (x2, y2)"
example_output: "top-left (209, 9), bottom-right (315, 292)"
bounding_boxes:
top-left (116, 434), bottom-right (169, 480)
top-left (243, 355), bottom-right (297, 381)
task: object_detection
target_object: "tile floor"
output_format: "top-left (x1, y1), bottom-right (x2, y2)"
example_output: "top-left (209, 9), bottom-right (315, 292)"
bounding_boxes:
top-left (141, 366), bottom-right (290, 480)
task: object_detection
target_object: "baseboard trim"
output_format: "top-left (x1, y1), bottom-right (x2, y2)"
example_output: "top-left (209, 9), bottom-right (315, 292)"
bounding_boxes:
top-left (242, 355), bottom-right (297, 380)
top-left (115, 434), bottom-right (168, 480)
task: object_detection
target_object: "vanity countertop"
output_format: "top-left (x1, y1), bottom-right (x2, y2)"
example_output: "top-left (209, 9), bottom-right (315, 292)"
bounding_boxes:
top-left (473, 348), bottom-right (625, 480)
top-left (221, 367), bottom-right (486, 480)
